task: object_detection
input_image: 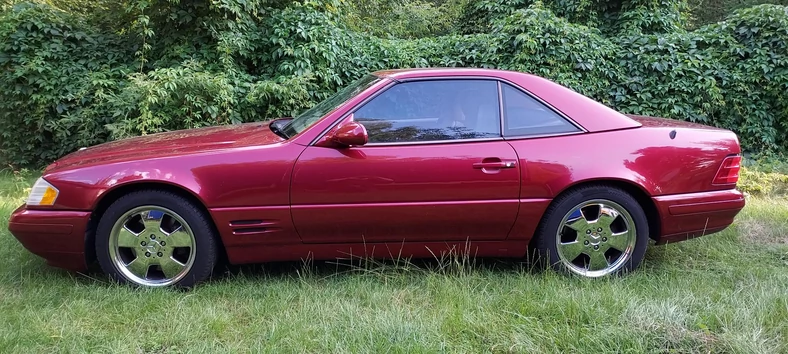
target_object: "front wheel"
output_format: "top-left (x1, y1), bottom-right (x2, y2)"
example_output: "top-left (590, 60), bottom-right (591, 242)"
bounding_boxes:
top-left (532, 185), bottom-right (649, 277)
top-left (95, 190), bottom-right (218, 288)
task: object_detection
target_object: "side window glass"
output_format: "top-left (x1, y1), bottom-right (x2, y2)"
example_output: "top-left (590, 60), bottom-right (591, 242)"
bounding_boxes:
top-left (502, 83), bottom-right (580, 137)
top-left (354, 80), bottom-right (500, 143)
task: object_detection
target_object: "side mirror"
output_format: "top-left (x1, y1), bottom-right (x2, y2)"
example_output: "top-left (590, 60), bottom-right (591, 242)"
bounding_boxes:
top-left (332, 121), bottom-right (368, 147)
top-left (316, 118), bottom-right (369, 148)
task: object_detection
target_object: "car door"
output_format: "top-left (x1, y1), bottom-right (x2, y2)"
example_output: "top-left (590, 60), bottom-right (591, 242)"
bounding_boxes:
top-left (290, 78), bottom-right (522, 244)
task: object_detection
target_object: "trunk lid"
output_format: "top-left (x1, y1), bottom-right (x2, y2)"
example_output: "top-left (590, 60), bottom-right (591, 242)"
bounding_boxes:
top-left (626, 115), bottom-right (727, 131)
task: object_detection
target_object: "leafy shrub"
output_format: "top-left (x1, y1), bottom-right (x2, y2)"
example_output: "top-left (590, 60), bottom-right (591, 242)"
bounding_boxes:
top-left (723, 5), bottom-right (788, 151)
top-left (346, 0), bottom-right (468, 38)
top-left (0, 3), bottom-right (134, 166)
top-left (493, 4), bottom-right (621, 99)
top-left (106, 63), bottom-right (313, 137)
top-left (738, 166), bottom-right (788, 196)
top-left (1, 0), bottom-right (788, 168)
top-left (688, 0), bottom-right (788, 26)
top-left (744, 154), bottom-right (788, 174)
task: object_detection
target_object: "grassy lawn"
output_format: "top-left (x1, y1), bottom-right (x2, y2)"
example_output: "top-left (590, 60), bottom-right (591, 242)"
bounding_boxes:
top-left (0, 170), bottom-right (786, 353)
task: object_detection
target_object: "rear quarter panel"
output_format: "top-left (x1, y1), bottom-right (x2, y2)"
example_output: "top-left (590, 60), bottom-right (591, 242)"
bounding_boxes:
top-left (509, 126), bottom-right (741, 198)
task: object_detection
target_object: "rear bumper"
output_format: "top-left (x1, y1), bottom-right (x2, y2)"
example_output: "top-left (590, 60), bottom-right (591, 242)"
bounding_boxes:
top-left (652, 189), bottom-right (745, 244)
top-left (7, 205), bottom-right (91, 271)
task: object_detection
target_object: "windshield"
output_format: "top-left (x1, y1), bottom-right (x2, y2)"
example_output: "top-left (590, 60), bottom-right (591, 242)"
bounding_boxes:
top-left (281, 74), bottom-right (381, 137)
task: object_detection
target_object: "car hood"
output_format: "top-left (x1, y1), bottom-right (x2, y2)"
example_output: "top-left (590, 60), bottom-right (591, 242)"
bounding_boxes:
top-left (46, 122), bottom-right (284, 173)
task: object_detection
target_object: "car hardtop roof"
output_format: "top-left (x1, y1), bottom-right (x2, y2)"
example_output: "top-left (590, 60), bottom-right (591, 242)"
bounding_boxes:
top-left (372, 67), bottom-right (530, 81)
top-left (370, 67), bottom-right (643, 132)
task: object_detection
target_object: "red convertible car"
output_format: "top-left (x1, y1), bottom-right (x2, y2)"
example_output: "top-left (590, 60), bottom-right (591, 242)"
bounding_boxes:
top-left (9, 68), bottom-right (745, 287)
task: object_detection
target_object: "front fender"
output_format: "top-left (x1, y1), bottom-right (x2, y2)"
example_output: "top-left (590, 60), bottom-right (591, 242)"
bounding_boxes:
top-left (44, 161), bottom-right (206, 211)
top-left (43, 144), bottom-right (304, 211)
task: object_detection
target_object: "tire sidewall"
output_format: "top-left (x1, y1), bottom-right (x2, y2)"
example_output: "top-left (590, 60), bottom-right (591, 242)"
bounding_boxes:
top-left (536, 187), bottom-right (649, 276)
top-left (95, 191), bottom-right (216, 287)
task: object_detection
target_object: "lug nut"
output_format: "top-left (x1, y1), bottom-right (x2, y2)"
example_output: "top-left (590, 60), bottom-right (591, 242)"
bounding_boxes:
top-left (584, 240), bottom-right (589, 245)
top-left (586, 230), bottom-right (591, 234)
top-left (150, 234), bottom-right (156, 240)
top-left (157, 252), bottom-right (163, 257)
top-left (597, 228), bottom-right (603, 232)
top-left (145, 252), bottom-right (151, 257)
top-left (602, 237), bottom-right (607, 242)
top-left (160, 241), bottom-right (166, 246)
top-left (140, 241), bottom-right (146, 246)
top-left (593, 245), bottom-right (599, 250)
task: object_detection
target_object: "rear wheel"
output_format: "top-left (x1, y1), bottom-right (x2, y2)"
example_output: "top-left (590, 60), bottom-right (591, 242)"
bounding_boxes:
top-left (532, 186), bottom-right (649, 277)
top-left (95, 191), bottom-right (217, 287)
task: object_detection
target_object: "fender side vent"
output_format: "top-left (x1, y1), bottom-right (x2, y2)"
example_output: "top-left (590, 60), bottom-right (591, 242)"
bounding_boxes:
top-left (229, 219), bottom-right (264, 226)
top-left (228, 219), bottom-right (281, 235)
top-left (233, 227), bottom-right (280, 235)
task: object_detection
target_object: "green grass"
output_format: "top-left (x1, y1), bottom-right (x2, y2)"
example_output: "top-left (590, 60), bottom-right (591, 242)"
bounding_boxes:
top-left (0, 171), bottom-right (786, 353)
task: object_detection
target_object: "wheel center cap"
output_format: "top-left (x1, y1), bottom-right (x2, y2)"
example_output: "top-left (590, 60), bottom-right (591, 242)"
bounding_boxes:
top-left (143, 240), bottom-right (164, 253)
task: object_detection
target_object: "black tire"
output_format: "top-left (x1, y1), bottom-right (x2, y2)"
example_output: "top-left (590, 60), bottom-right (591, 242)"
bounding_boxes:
top-left (532, 185), bottom-right (649, 277)
top-left (95, 190), bottom-right (218, 288)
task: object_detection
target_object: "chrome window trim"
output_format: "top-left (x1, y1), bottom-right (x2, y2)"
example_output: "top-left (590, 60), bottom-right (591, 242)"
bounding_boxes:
top-left (503, 130), bottom-right (585, 141)
top-left (310, 75), bottom-right (588, 147)
top-left (497, 81), bottom-right (505, 137)
top-left (364, 137), bottom-right (504, 147)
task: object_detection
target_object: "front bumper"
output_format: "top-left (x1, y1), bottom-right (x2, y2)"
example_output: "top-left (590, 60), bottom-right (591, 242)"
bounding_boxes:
top-left (653, 189), bottom-right (745, 244)
top-left (7, 205), bottom-right (91, 271)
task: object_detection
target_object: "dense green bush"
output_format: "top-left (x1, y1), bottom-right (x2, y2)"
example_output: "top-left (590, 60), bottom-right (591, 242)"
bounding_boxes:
top-left (738, 166), bottom-right (788, 196)
top-left (0, 0), bottom-right (787, 167)
top-left (0, 3), bottom-right (133, 166)
top-left (688, 0), bottom-right (788, 26)
top-left (346, 0), bottom-right (467, 38)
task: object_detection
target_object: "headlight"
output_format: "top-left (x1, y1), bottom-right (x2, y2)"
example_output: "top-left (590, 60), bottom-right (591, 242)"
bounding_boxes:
top-left (27, 178), bottom-right (59, 206)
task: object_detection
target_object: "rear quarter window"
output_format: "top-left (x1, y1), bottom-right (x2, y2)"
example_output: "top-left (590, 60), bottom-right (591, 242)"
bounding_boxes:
top-left (502, 83), bottom-right (580, 137)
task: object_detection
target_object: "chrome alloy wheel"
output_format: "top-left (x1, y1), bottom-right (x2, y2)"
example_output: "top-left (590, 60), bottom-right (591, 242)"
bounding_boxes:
top-left (109, 206), bottom-right (196, 287)
top-left (555, 199), bottom-right (637, 277)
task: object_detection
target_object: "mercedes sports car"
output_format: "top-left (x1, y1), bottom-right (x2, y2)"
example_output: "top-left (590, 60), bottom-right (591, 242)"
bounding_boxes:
top-left (8, 68), bottom-right (745, 287)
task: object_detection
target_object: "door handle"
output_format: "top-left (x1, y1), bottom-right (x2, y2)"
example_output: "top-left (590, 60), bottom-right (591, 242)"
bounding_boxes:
top-left (473, 160), bottom-right (517, 169)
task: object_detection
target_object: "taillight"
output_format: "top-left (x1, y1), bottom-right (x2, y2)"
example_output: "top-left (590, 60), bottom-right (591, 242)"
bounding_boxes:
top-left (712, 155), bottom-right (741, 185)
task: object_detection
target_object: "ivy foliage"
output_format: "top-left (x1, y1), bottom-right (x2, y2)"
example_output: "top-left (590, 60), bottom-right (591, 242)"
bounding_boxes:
top-left (688, 0), bottom-right (788, 26)
top-left (0, 3), bottom-right (133, 166)
top-left (0, 0), bottom-right (787, 167)
top-left (345, 0), bottom-right (468, 38)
